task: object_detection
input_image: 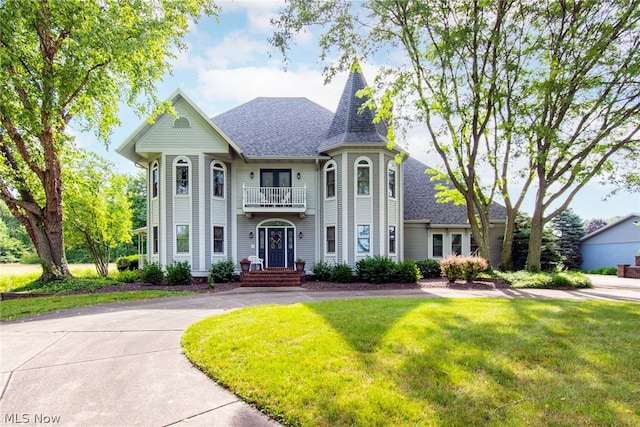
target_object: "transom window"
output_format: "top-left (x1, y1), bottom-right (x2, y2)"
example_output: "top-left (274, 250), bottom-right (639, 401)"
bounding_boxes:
top-left (175, 158), bottom-right (189, 195)
top-left (356, 159), bottom-right (370, 196)
top-left (212, 161), bottom-right (225, 198)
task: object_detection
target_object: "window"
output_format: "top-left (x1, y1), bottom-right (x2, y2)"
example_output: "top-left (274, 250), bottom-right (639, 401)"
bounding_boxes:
top-left (452, 233), bottom-right (462, 256)
top-left (389, 226), bottom-right (396, 254)
top-left (357, 159), bottom-right (370, 195)
top-left (433, 234), bottom-right (443, 257)
top-left (212, 162), bottom-right (225, 198)
top-left (325, 162), bottom-right (336, 198)
top-left (326, 226), bottom-right (336, 253)
top-left (152, 163), bottom-right (159, 198)
top-left (470, 234), bottom-right (478, 255)
top-left (173, 117), bottom-right (190, 128)
top-left (176, 225), bottom-right (189, 253)
top-left (357, 225), bottom-right (370, 253)
top-left (261, 169), bottom-right (291, 188)
top-left (388, 161), bottom-right (396, 198)
top-left (213, 226), bottom-right (224, 253)
top-left (153, 226), bottom-right (159, 254)
top-left (176, 159), bottom-right (189, 195)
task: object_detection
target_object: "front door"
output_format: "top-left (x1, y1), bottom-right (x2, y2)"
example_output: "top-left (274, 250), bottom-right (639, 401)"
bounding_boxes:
top-left (268, 228), bottom-right (286, 267)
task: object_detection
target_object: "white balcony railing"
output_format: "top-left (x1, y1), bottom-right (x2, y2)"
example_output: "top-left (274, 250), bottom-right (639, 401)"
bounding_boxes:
top-left (242, 184), bottom-right (306, 213)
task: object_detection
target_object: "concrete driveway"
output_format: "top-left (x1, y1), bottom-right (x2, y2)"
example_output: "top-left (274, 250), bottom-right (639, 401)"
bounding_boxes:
top-left (1, 282), bottom-right (638, 426)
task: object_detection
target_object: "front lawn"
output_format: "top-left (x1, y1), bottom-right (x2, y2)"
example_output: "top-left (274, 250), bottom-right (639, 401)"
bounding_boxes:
top-left (183, 298), bottom-right (640, 427)
top-left (0, 291), bottom-right (192, 321)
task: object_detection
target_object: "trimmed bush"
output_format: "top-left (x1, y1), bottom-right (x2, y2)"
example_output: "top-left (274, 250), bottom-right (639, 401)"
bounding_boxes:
top-left (587, 266), bottom-right (617, 275)
top-left (166, 261), bottom-right (192, 286)
top-left (395, 260), bottom-right (421, 283)
top-left (440, 255), bottom-right (489, 283)
top-left (141, 262), bottom-right (164, 286)
top-left (118, 269), bottom-right (141, 283)
top-left (496, 270), bottom-right (591, 289)
top-left (311, 260), bottom-right (333, 281)
top-left (356, 255), bottom-right (396, 284)
top-left (331, 263), bottom-right (354, 283)
top-left (116, 254), bottom-right (140, 271)
top-left (208, 259), bottom-right (236, 286)
top-left (415, 258), bottom-right (441, 278)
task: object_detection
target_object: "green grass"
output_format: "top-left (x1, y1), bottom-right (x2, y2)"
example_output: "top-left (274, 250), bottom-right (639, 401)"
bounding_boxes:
top-left (1, 291), bottom-right (192, 321)
top-left (183, 298), bottom-right (640, 427)
top-left (494, 270), bottom-right (591, 288)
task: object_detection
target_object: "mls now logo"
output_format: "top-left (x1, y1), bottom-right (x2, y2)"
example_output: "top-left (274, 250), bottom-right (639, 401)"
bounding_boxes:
top-left (3, 413), bottom-right (61, 424)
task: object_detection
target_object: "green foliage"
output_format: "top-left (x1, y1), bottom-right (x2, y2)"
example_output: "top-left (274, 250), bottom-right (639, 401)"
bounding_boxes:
top-left (587, 266), bottom-right (617, 275)
top-left (208, 259), bottom-right (236, 286)
top-left (165, 261), bottom-right (192, 286)
top-left (311, 260), bottom-right (333, 281)
top-left (19, 253), bottom-right (40, 264)
top-left (13, 277), bottom-right (121, 294)
top-left (141, 262), bottom-right (164, 286)
top-left (496, 271), bottom-right (591, 289)
top-left (440, 255), bottom-right (489, 283)
top-left (551, 209), bottom-right (586, 270)
top-left (509, 213), bottom-right (561, 271)
top-left (116, 255), bottom-right (139, 271)
top-left (331, 263), bottom-right (354, 283)
top-left (117, 269), bottom-right (141, 283)
top-left (394, 260), bottom-right (421, 283)
top-left (356, 255), bottom-right (396, 284)
top-left (415, 259), bottom-right (441, 278)
top-left (0, 218), bottom-right (29, 262)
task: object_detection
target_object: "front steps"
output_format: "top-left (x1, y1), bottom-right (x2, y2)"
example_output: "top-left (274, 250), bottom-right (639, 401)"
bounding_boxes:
top-left (240, 268), bottom-right (304, 287)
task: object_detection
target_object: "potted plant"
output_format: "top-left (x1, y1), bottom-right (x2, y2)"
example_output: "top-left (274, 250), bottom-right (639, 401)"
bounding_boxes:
top-left (239, 258), bottom-right (251, 272)
top-left (295, 257), bottom-right (306, 272)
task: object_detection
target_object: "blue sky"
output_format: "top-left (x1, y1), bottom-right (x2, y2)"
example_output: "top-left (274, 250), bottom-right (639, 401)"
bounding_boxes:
top-left (73, 1), bottom-right (639, 222)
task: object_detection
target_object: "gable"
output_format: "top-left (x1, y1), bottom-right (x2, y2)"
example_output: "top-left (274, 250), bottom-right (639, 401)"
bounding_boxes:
top-left (136, 98), bottom-right (230, 156)
top-left (581, 214), bottom-right (640, 245)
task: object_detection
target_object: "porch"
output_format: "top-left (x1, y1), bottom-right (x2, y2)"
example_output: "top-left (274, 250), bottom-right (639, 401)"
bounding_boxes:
top-left (242, 184), bottom-right (307, 217)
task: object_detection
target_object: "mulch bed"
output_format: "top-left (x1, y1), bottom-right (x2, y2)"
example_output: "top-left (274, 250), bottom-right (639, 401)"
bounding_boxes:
top-left (2, 278), bottom-right (510, 300)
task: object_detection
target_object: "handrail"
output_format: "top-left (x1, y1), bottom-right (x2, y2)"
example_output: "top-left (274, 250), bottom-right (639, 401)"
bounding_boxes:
top-left (243, 184), bottom-right (306, 209)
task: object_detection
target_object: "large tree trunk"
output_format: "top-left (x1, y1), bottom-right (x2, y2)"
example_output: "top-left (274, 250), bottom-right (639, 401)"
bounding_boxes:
top-left (500, 208), bottom-right (517, 270)
top-left (526, 204), bottom-right (545, 272)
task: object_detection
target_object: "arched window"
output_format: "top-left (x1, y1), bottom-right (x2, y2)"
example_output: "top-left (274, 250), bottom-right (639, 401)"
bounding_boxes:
top-left (212, 161), bottom-right (225, 198)
top-left (151, 161), bottom-right (159, 198)
top-left (355, 157), bottom-right (371, 196)
top-left (387, 160), bottom-right (396, 198)
top-left (173, 117), bottom-right (191, 128)
top-left (324, 161), bottom-right (336, 199)
top-left (174, 157), bottom-right (190, 195)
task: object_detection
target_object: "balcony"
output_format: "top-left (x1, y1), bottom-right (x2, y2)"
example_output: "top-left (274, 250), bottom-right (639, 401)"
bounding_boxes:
top-left (242, 184), bottom-right (307, 217)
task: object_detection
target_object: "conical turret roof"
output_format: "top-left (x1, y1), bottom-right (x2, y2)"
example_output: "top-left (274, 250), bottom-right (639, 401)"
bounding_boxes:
top-left (319, 64), bottom-right (388, 152)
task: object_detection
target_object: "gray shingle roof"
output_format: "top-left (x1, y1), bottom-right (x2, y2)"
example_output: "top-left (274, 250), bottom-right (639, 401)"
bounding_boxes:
top-left (403, 157), bottom-right (507, 223)
top-left (212, 97), bottom-right (334, 158)
top-left (319, 68), bottom-right (387, 151)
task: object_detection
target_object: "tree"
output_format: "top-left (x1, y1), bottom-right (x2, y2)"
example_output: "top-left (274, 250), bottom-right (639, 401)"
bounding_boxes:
top-left (584, 218), bottom-right (608, 234)
top-left (0, 0), bottom-right (217, 282)
top-left (63, 149), bottom-right (132, 277)
top-left (551, 209), bottom-right (586, 270)
top-left (509, 212), bottom-right (561, 272)
top-left (127, 171), bottom-right (147, 231)
top-left (271, 0), bottom-right (640, 272)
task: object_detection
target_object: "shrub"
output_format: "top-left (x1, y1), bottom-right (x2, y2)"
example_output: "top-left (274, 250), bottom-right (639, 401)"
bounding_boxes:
top-left (587, 266), bottom-right (617, 275)
top-left (118, 269), bottom-right (141, 283)
top-left (141, 262), bottom-right (164, 286)
top-left (116, 257), bottom-right (131, 271)
top-left (440, 256), bottom-right (464, 283)
top-left (311, 260), bottom-right (333, 281)
top-left (20, 253), bottom-right (40, 264)
top-left (415, 259), bottom-right (441, 278)
top-left (495, 270), bottom-right (591, 289)
top-left (331, 263), bottom-right (354, 283)
top-left (356, 255), bottom-right (396, 284)
top-left (166, 261), bottom-right (192, 286)
top-left (394, 260), bottom-right (421, 283)
top-left (460, 256), bottom-right (489, 282)
top-left (208, 259), bottom-right (236, 286)
top-left (116, 254), bottom-right (140, 271)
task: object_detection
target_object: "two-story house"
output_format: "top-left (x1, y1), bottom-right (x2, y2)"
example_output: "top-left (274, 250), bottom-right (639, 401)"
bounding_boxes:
top-left (117, 68), bottom-right (506, 277)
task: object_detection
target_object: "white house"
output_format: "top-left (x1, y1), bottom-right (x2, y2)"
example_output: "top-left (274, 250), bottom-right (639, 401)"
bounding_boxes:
top-left (117, 68), bottom-right (506, 277)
